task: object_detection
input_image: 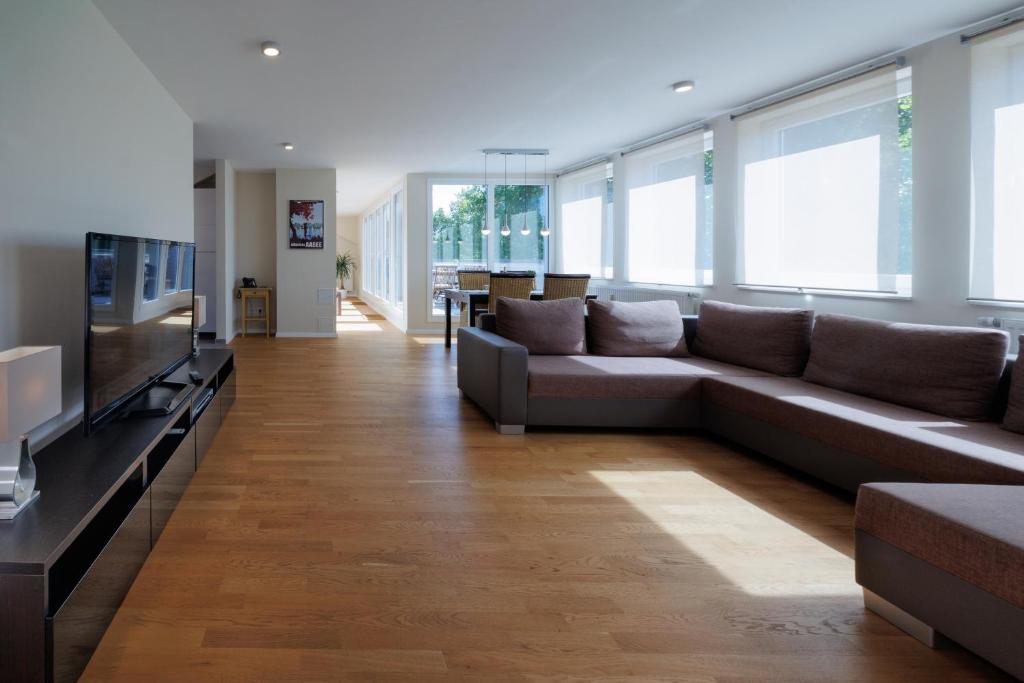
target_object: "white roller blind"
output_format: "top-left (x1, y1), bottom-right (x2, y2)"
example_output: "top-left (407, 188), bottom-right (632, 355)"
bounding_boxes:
top-left (624, 130), bottom-right (713, 286)
top-left (736, 66), bottom-right (912, 294)
top-left (970, 26), bottom-right (1024, 302)
top-left (556, 164), bottom-right (610, 278)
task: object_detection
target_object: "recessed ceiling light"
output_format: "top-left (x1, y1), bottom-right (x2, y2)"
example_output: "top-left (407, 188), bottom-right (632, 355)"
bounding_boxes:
top-left (261, 41), bottom-right (281, 57)
top-left (672, 80), bottom-right (695, 93)
top-left (282, 142), bottom-right (294, 150)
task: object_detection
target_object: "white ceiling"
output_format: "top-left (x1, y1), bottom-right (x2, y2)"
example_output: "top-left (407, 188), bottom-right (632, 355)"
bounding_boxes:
top-left (94, 0), bottom-right (1017, 214)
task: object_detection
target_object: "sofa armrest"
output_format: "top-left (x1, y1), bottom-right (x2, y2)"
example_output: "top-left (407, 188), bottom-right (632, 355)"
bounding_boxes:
top-left (457, 327), bottom-right (528, 428)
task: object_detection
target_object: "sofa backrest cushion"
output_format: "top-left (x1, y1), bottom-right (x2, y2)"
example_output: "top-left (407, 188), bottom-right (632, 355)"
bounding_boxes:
top-left (1003, 340), bottom-right (1024, 433)
top-left (495, 297), bottom-right (586, 355)
top-left (691, 300), bottom-right (813, 376)
top-left (803, 314), bottom-right (1010, 420)
top-left (585, 300), bottom-right (688, 357)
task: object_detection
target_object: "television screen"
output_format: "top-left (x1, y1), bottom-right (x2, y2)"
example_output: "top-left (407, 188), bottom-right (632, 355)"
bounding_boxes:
top-left (85, 232), bottom-right (196, 432)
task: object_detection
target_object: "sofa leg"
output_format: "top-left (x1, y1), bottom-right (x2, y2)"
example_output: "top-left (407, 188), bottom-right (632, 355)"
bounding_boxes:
top-left (495, 422), bottom-right (525, 435)
top-left (863, 589), bottom-right (950, 648)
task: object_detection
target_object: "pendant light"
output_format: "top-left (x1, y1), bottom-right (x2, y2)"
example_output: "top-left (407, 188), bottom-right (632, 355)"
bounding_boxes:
top-left (520, 153), bottom-right (531, 236)
top-left (540, 152), bottom-right (551, 237)
top-left (500, 154), bottom-right (512, 237)
top-left (480, 152), bottom-right (491, 236)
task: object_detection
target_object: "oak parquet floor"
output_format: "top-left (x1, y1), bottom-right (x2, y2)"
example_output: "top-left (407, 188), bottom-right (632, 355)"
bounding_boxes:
top-left (82, 300), bottom-right (1009, 682)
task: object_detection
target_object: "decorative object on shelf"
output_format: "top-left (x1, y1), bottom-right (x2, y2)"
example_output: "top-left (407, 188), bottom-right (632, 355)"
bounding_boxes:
top-left (288, 199), bottom-right (325, 249)
top-left (0, 346), bottom-right (61, 519)
top-left (193, 295), bottom-right (207, 358)
top-left (336, 251), bottom-right (356, 298)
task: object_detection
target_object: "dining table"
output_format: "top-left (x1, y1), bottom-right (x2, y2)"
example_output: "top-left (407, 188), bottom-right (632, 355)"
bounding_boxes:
top-left (442, 289), bottom-right (597, 348)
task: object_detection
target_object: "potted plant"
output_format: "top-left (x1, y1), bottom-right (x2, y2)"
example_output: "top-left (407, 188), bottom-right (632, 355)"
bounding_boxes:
top-left (336, 252), bottom-right (356, 298)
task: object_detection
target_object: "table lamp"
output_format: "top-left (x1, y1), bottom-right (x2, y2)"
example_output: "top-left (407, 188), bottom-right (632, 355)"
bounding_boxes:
top-left (0, 346), bottom-right (61, 519)
top-left (193, 295), bottom-right (207, 357)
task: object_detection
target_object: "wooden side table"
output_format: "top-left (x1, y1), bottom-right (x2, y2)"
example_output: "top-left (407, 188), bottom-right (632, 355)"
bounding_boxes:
top-left (239, 287), bottom-right (272, 337)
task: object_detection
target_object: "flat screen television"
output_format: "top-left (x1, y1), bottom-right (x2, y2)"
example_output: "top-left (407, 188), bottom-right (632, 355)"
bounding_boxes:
top-left (85, 232), bottom-right (196, 434)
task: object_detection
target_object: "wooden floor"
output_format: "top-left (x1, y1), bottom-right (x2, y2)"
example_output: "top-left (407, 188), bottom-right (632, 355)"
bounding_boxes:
top-left (84, 299), bottom-right (1009, 682)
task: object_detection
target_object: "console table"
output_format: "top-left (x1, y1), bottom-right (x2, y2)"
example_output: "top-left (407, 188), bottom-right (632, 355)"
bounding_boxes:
top-left (0, 348), bottom-right (235, 683)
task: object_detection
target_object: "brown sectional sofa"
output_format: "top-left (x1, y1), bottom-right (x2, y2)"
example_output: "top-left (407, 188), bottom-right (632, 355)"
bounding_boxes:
top-left (456, 300), bottom-right (1024, 679)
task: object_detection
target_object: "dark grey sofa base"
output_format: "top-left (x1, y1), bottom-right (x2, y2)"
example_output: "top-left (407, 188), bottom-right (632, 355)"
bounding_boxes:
top-left (702, 403), bottom-right (920, 494)
top-left (527, 397), bottom-right (701, 429)
top-left (856, 529), bottom-right (1024, 680)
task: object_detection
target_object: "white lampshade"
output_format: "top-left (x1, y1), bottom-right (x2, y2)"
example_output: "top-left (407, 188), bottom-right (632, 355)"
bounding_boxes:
top-left (194, 295), bottom-right (207, 328)
top-left (0, 346), bottom-right (62, 441)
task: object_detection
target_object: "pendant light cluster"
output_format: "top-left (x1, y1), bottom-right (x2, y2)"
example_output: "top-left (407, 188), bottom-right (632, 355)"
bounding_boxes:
top-left (481, 149), bottom-right (551, 239)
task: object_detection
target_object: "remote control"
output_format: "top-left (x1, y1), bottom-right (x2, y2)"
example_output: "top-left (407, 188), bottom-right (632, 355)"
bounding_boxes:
top-left (189, 370), bottom-right (203, 384)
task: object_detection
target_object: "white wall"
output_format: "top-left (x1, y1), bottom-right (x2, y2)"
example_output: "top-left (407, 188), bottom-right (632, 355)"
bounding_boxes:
top-left (235, 171), bottom-right (277, 333)
top-left (275, 169), bottom-right (338, 336)
top-left (0, 0), bottom-right (193, 443)
top-left (215, 159), bottom-right (237, 341)
top-left (194, 188), bottom-right (217, 333)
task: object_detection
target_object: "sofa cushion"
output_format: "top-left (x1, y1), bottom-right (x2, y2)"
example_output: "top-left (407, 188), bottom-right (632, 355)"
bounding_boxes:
top-left (585, 300), bottom-right (688, 357)
top-left (856, 483), bottom-right (1024, 609)
top-left (702, 375), bottom-right (1024, 484)
top-left (1004, 342), bottom-right (1024, 434)
top-left (691, 300), bottom-right (812, 376)
top-left (527, 356), bottom-right (767, 400)
top-left (803, 314), bottom-right (1009, 421)
top-left (496, 297), bottom-right (585, 355)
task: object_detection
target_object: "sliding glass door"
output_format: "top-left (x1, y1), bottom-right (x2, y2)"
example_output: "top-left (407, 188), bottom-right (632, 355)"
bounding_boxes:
top-left (429, 181), bottom-right (549, 318)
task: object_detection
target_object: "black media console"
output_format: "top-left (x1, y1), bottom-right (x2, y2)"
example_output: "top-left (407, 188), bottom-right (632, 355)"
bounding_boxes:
top-left (0, 348), bottom-right (235, 683)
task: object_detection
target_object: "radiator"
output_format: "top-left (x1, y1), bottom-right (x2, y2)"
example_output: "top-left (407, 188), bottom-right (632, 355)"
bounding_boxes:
top-left (589, 284), bottom-right (702, 314)
top-left (978, 316), bottom-right (1024, 355)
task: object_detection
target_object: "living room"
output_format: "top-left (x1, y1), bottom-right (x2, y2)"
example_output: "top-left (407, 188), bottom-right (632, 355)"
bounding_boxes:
top-left (1, 1), bottom-right (1023, 681)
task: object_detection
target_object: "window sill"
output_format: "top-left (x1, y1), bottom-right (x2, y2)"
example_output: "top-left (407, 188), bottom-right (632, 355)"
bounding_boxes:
top-left (733, 284), bottom-right (912, 302)
top-left (967, 298), bottom-right (1024, 310)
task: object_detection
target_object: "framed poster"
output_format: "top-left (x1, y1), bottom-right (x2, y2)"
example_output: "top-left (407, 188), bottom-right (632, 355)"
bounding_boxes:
top-left (288, 200), bottom-right (324, 249)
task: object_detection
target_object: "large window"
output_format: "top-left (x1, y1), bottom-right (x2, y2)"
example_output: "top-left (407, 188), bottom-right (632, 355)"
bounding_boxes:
top-left (970, 26), bottom-right (1024, 302)
top-left (361, 187), bottom-right (404, 309)
top-left (428, 180), bottom-right (551, 317)
top-left (736, 66), bottom-right (912, 295)
top-left (623, 130), bottom-right (713, 286)
top-left (556, 163), bottom-right (613, 278)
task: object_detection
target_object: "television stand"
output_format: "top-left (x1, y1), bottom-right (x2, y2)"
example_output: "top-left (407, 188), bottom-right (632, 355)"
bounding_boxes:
top-left (0, 348), bottom-right (235, 683)
top-left (126, 380), bottom-right (192, 417)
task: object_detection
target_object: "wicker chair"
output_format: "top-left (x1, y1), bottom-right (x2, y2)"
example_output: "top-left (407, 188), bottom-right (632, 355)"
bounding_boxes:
top-left (486, 272), bottom-right (536, 314)
top-left (457, 269), bottom-right (490, 291)
top-left (542, 273), bottom-right (591, 301)
top-left (456, 269), bottom-right (490, 325)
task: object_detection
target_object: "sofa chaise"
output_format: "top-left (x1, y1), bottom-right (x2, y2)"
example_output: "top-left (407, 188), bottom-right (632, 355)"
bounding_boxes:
top-left (456, 297), bottom-right (1024, 679)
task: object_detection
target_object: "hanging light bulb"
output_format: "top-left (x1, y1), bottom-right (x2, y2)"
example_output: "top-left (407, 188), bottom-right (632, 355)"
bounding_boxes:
top-left (501, 154), bottom-right (511, 237)
top-left (481, 152), bottom-right (491, 236)
top-left (520, 153), bottom-right (531, 236)
top-left (540, 152), bottom-right (551, 237)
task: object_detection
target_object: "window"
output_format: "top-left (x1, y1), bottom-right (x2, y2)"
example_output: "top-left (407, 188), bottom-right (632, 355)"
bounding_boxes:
top-left (361, 187), bottom-right (404, 309)
top-left (736, 65), bottom-right (912, 295)
top-left (164, 244), bottom-right (181, 294)
top-left (494, 183), bottom-right (549, 278)
top-left (90, 237), bottom-right (117, 306)
top-left (970, 26), bottom-right (1024, 302)
top-left (430, 183), bottom-right (487, 316)
top-left (624, 130), bottom-right (713, 286)
top-left (556, 163), bottom-right (612, 278)
top-left (142, 242), bottom-right (161, 302)
top-left (180, 245), bottom-right (194, 291)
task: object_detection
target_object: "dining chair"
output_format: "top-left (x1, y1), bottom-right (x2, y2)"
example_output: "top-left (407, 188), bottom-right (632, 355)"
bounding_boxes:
top-left (542, 273), bottom-right (591, 301)
top-left (457, 269), bottom-right (490, 325)
top-left (486, 272), bottom-right (536, 314)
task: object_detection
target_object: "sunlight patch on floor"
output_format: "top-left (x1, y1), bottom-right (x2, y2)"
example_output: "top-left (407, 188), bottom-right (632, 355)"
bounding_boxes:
top-left (412, 336), bottom-right (453, 345)
top-left (589, 469), bottom-right (859, 597)
top-left (336, 301), bottom-right (384, 333)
